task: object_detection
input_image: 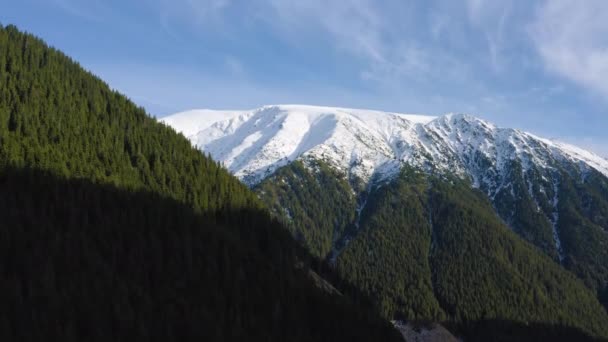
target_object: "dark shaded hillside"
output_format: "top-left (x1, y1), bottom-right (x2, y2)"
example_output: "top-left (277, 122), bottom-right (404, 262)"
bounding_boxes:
top-left (0, 24), bottom-right (402, 341)
top-left (446, 319), bottom-right (606, 342)
top-left (0, 166), bottom-right (401, 341)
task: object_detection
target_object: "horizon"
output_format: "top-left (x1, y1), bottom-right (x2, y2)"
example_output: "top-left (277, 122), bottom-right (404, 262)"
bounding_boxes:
top-left (1, 0), bottom-right (607, 156)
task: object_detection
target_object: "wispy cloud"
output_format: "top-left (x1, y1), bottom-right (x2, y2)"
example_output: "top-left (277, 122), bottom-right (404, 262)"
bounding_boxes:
top-left (158, 0), bottom-right (234, 37)
top-left (262, 0), bottom-right (481, 86)
top-left (224, 55), bottom-right (245, 76)
top-left (158, 0), bottom-right (477, 86)
top-left (263, 0), bottom-right (386, 63)
top-left (530, 0), bottom-right (608, 98)
top-left (53, 0), bottom-right (605, 155)
top-left (52, 0), bottom-right (109, 22)
top-left (184, 0), bottom-right (232, 24)
top-left (465, 0), bottom-right (516, 72)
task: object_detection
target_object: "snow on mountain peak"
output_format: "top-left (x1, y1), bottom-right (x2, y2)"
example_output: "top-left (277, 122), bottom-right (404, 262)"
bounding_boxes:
top-left (160, 105), bottom-right (608, 186)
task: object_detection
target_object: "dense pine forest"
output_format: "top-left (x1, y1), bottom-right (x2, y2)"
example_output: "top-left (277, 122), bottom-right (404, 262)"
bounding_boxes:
top-left (485, 158), bottom-right (608, 308)
top-left (256, 159), bottom-right (358, 258)
top-left (0, 24), bottom-right (255, 211)
top-left (0, 24), bottom-right (403, 341)
top-left (556, 168), bottom-right (608, 303)
top-left (258, 162), bottom-right (608, 340)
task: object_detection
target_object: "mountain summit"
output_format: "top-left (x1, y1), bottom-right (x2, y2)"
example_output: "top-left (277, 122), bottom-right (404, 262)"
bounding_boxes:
top-left (162, 105), bottom-right (608, 187)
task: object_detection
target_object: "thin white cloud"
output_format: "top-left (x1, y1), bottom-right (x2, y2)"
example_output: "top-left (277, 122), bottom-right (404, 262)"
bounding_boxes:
top-left (53, 0), bottom-right (109, 22)
top-left (139, 0), bottom-right (608, 143)
top-left (429, 11), bottom-right (448, 41)
top-left (158, 0), bottom-right (233, 34)
top-left (465, 0), bottom-right (515, 72)
top-left (466, 0), bottom-right (486, 22)
top-left (262, 0), bottom-right (478, 86)
top-left (531, 0), bottom-right (608, 97)
top-left (224, 55), bottom-right (245, 76)
top-left (185, 0), bottom-right (231, 22)
top-left (157, 1), bottom-right (489, 87)
top-left (264, 0), bottom-right (386, 64)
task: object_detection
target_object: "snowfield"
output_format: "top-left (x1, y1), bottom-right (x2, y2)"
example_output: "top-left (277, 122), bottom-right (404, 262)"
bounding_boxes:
top-left (161, 104), bottom-right (608, 186)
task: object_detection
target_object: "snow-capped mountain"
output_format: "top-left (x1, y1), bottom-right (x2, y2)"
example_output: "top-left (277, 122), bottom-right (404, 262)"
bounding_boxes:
top-left (161, 104), bottom-right (608, 187)
top-left (162, 104), bottom-right (608, 317)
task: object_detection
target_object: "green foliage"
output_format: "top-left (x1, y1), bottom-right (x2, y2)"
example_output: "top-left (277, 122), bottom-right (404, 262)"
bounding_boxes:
top-left (0, 24), bottom-right (402, 341)
top-left (487, 160), bottom-right (559, 260)
top-left (428, 176), bottom-right (608, 338)
top-left (332, 167), bottom-right (608, 338)
top-left (337, 168), bottom-right (445, 321)
top-left (0, 24), bottom-right (257, 212)
top-left (255, 155), bottom-right (608, 338)
top-left (255, 159), bottom-right (356, 258)
top-left (557, 169), bottom-right (608, 296)
top-left (480, 159), bottom-right (608, 306)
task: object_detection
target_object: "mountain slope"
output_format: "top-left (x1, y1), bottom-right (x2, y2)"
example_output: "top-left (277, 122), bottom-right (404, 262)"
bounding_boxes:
top-left (0, 24), bottom-right (403, 341)
top-left (0, 167), bottom-right (404, 341)
top-left (260, 164), bottom-right (608, 337)
top-left (255, 159), bottom-right (357, 258)
top-left (164, 105), bottom-right (608, 338)
top-left (164, 105), bottom-right (608, 296)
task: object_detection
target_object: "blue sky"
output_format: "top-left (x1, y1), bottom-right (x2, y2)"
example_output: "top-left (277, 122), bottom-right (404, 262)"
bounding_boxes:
top-left (2, 0), bottom-right (607, 155)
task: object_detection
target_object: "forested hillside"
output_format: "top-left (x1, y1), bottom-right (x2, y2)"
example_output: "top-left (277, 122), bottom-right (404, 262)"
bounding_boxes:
top-left (163, 103), bottom-right (608, 317)
top-left (556, 169), bottom-right (608, 303)
top-left (482, 159), bottom-right (608, 308)
top-left (0, 24), bottom-right (402, 341)
top-left (258, 163), bottom-right (608, 339)
top-left (340, 169), bottom-right (608, 337)
top-left (0, 24), bottom-right (255, 211)
top-left (256, 159), bottom-right (357, 258)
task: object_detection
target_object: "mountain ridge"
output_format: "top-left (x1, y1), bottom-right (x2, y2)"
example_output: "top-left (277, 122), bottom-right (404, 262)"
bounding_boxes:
top-left (161, 105), bottom-right (608, 187)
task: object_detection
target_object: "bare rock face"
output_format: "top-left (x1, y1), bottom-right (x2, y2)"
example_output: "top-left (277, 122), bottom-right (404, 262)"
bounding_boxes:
top-left (393, 321), bottom-right (459, 342)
